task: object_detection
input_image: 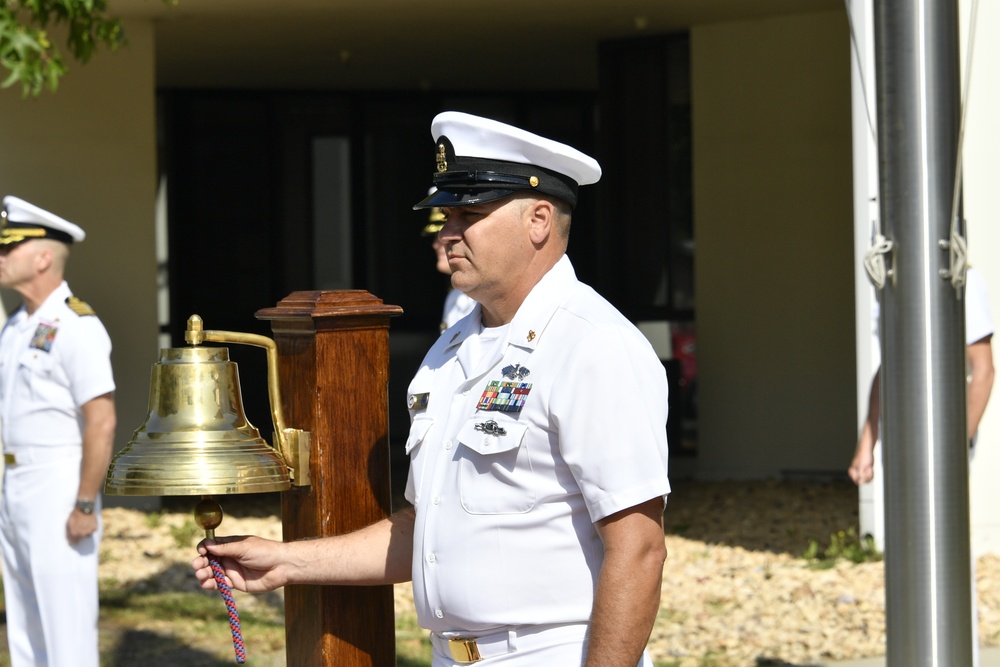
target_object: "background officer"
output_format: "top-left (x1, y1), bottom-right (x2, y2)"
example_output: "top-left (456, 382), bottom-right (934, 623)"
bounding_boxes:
top-left (422, 200), bottom-right (476, 332)
top-left (0, 196), bottom-right (117, 667)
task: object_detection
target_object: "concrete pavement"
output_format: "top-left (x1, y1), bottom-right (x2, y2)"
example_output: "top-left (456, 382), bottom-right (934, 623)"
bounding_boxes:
top-left (820, 646), bottom-right (1000, 666)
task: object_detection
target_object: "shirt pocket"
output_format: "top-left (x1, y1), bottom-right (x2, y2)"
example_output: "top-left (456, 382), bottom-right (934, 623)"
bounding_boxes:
top-left (405, 415), bottom-right (435, 456)
top-left (17, 349), bottom-right (55, 401)
top-left (457, 417), bottom-right (534, 514)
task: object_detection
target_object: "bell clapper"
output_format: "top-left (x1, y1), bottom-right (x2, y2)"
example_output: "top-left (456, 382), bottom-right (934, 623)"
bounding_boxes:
top-left (194, 495), bottom-right (247, 664)
top-left (194, 496), bottom-right (225, 540)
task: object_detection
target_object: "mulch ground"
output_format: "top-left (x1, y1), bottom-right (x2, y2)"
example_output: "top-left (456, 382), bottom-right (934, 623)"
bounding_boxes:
top-left (4, 480), bottom-right (997, 666)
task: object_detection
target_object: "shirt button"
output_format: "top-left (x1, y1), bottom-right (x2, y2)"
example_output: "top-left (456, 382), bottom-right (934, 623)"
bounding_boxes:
top-left (432, 496), bottom-right (441, 505)
top-left (435, 609), bottom-right (444, 619)
top-left (444, 440), bottom-right (453, 450)
top-left (427, 553), bottom-right (437, 564)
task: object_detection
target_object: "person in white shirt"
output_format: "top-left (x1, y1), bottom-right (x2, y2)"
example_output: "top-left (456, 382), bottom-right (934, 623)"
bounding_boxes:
top-left (0, 196), bottom-right (116, 667)
top-left (848, 266), bottom-right (994, 667)
top-left (193, 112), bottom-right (670, 667)
top-left (422, 204), bottom-right (476, 332)
top-left (849, 266), bottom-right (995, 483)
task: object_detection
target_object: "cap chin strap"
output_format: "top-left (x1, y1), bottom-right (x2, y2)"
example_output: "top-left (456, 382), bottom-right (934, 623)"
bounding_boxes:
top-left (434, 170), bottom-right (535, 189)
top-left (0, 222), bottom-right (74, 245)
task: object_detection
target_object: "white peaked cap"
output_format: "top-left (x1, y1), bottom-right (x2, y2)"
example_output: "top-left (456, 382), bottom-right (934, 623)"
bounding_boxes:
top-left (1, 195), bottom-right (85, 245)
top-left (414, 111), bottom-right (601, 210)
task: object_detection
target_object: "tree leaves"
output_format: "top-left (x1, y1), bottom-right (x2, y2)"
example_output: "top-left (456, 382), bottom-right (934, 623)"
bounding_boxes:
top-left (0, 0), bottom-right (126, 96)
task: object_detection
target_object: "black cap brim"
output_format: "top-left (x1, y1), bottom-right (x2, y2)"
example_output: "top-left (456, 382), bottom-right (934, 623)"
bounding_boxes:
top-left (413, 187), bottom-right (517, 210)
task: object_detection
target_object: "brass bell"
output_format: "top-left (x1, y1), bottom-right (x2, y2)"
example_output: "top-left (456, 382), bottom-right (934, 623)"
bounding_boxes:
top-left (105, 315), bottom-right (310, 497)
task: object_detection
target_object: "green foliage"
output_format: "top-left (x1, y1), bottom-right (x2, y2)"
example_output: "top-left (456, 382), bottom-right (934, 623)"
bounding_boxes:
top-left (169, 518), bottom-right (202, 549)
top-left (394, 606), bottom-right (433, 665)
top-left (98, 586), bottom-right (286, 663)
top-left (0, 0), bottom-right (130, 96)
top-left (803, 526), bottom-right (882, 568)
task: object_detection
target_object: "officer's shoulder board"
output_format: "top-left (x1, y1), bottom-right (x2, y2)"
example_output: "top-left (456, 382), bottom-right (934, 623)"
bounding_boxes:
top-left (65, 296), bottom-right (97, 317)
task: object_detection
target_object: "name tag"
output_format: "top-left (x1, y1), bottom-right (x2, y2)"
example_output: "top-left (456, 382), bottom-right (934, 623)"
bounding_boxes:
top-left (407, 393), bottom-right (429, 410)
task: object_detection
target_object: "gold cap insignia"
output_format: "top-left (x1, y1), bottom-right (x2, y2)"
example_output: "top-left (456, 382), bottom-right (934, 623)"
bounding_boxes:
top-left (436, 143), bottom-right (448, 173)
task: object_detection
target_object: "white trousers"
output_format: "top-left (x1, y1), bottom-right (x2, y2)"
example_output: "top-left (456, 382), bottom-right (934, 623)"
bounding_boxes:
top-left (0, 448), bottom-right (100, 667)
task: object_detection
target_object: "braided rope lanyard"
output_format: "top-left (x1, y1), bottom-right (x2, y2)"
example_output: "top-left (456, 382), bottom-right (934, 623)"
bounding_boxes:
top-left (195, 497), bottom-right (247, 664)
top-left (210, 555), bottom-right (247, 664)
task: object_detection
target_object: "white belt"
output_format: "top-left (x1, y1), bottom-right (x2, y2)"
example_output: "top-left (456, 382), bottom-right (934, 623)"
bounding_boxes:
top-left (430, 623), bottom-right (588, 664)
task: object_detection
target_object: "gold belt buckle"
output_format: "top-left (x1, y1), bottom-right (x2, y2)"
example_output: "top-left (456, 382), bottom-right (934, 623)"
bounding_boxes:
top-left (448, 637), bottom-right (482, 663)
top-left (3, 453), bottom-right (15, 466)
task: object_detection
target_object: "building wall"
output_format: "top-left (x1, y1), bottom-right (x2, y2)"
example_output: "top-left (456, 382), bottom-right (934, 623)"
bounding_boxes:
top-left (0, 19), bottom-right (159, 505)
top-left (691, 11), bottom-right (856, 479)
top-left (0, 10), bottom-right (867, 498)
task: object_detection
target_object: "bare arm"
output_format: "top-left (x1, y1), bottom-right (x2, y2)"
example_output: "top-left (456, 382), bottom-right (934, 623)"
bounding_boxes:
top-left (849, 369), bottom-right (880, 485)
top-left (67, 392), bottom-right (116, 544)
top-left (584, 497), bottom-right (666, 667)
top-left (193, 507), bottom-right (415, 593)
top-left (967, 336), bottom-right (995, 440)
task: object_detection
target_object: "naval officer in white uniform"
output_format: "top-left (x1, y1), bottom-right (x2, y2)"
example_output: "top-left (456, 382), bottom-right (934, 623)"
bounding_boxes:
top-left (0, 196), bottom-right (116, 667)
top-left (194, 112), bottom-right (670, 667)
top-left (422, 203), bottom-right (477, 332)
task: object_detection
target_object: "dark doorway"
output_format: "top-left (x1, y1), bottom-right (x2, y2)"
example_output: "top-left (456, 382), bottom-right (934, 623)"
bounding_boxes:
top-left (158, 91), bottom-right (602, 480)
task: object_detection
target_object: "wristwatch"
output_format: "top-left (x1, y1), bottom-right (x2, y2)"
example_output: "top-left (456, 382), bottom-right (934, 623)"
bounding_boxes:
top-left (75, 499), bottom-right (96, 515)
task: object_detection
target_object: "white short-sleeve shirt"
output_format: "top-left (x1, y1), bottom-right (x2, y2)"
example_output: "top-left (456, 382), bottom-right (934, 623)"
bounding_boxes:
top-left (404, 255), bottom-right (670, 634)
top-left (965, 267), bottom-right (994, 345)
top-left (0, 281), bottom-right (115, 448)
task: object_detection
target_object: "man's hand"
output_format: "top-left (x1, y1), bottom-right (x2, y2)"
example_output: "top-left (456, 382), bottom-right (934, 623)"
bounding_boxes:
top-left (66, 508), bottom-right (98, 544)
top-left (849, 370), bottom-right (880, 486)
top-left (192, 509), bottom-right (416, 592)
top-left (848, 444), bottom-right (875, 485)
top-left (193, 535), bottom-right (292, 594)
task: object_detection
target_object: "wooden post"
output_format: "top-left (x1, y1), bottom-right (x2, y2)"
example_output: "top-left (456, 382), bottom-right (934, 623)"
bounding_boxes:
top-left (256, 290), bottom-right (403, 667)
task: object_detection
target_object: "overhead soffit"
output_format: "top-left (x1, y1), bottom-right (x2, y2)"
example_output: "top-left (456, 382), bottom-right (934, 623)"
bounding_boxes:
top-left (110, 0), bottom-right (842, 89)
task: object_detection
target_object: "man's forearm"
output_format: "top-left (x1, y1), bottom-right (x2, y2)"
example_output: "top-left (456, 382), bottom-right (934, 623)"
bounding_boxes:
top-left (586, 498), bottom-right (667, 667)
top-left (585, 552), bottom-right (663, 666)
top-left (78, 393), bottom-right (116, 500)
top-left (283, 507), bottom-right (416, 586)
top-left (966, 339), bottom-right (995, 440)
